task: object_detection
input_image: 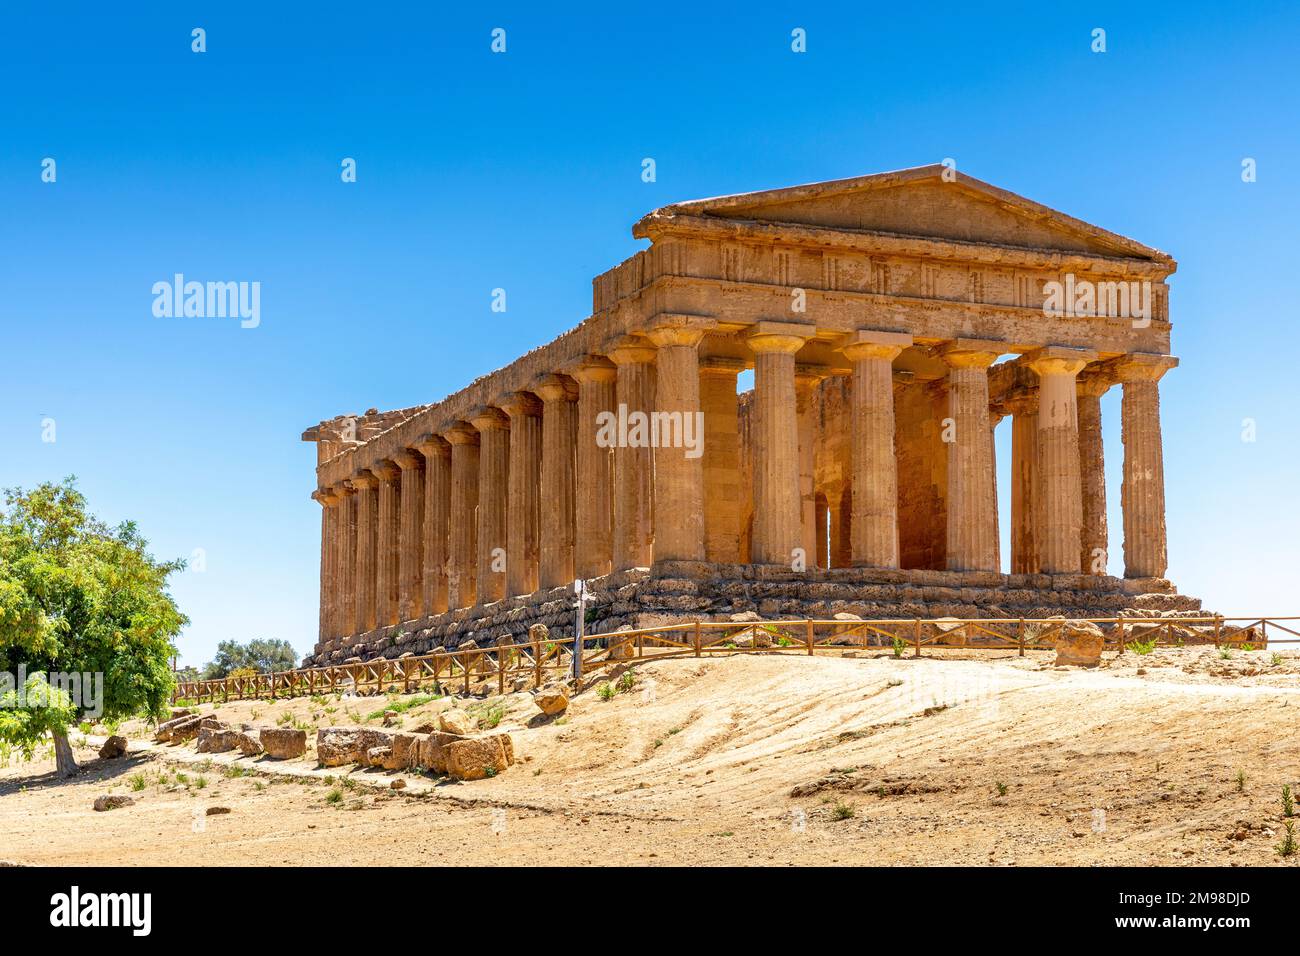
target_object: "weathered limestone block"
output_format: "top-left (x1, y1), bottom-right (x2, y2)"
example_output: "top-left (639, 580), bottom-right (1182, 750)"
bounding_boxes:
top-left (418, 731), bottom-right (465, 774)
top-left (438, 709), bottom-right (472, 736)
top-left (236, 731), bottom-right (264, 757)
top-left (392, 732), bottom-right (425, 769)
top-left (317, 728), bottom-right (364, 767)
top-left (445, 734), bottom-right (513, 781)
top-left (259, 728), bottom-right (307, 759)
top-left (535, 683), bottom-right (569, 715)
top-left (98, 736), bottom-right (128, 759)
top-left (196, 728), bottom-right (240, 754)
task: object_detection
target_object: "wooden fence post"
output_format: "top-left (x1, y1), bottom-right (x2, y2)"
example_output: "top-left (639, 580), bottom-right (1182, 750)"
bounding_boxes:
top-left (1117, 613), bottom-right (1125, 655)
top-left (805, 619), bottom-right (814, 656)
top-left (694, 620), bottom-right (702, 658)
top-left (1213, 615), bottom-right (1221, 648)
top-left (1017, 618), bottom-right (1025, 657)
top-left (913, 618), bottom-right (922, 659)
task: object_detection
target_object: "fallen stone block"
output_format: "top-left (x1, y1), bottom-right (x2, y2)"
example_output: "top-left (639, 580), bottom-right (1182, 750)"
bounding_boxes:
top-left (418, 731), bottom-right (465, 774)
top-left (446, 736), bottom-right (509, 781)
top-left (196, 728), bottom-right (240, 754)
top-left (236, 732), bottom-right (263, 757)
top-left (93, 795), bottom-right (134, 812)
top-left (534, 683), bottom-right (569, 715)
top-left (98, 736), bottom-right (128, 759)
top-left (438, 709), bottom-right (472, 736)
top-left (259, 728), bottom-right (307, 759)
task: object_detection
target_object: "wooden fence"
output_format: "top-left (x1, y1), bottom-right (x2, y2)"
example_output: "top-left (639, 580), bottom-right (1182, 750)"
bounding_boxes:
top-left (171, 614), bottom-right (1300, 705)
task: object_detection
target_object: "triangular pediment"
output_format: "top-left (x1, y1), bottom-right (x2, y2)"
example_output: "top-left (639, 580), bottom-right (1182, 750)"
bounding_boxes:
top-left (650, 165), bottom-right (1171, 264)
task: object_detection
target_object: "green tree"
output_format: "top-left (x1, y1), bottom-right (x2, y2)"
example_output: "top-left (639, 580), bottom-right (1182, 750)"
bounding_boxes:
top-left (201, 638), bottom-right (298, 679)
top-left (0, 479), bottom-right (187, 776)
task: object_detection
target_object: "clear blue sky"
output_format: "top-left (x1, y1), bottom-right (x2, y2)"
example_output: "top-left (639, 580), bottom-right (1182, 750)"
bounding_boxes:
top-left (2, 2), bottom-right (1296, 667)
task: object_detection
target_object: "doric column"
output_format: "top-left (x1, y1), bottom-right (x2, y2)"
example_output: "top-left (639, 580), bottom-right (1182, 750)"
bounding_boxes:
top-left (568, 356), bottom-right (617, 578)
top-left (990, 409), bottom-right (1004, 571)
top-left (441, 423), bottom-right (480, 610)
top-left (939, 339), bottom-right (1003, 572)
top-left (646, 319), bottom-right (711, 562)
top-left (413, 434), bottom-right (451, 615)
top-left (500, 391), bottom-right (542, 595)
top-left (336, 481), bottom-right (357, 636)
top-left (1026, 347), bottom-right (1095, 574)
top-left (1076, 371), bottom-right (1111, 575)
top-left (351, 468), bottom-right (380, 632)
top-left (608, 337), bottom-right (657, 570)
top-left (470, 407), bottom-right (510, 604)
top-left (373, 460), bottom-right (402, 626)
top-left (394, 450), bottom-right (425, 621)
top-left (699, 358), bottom-right (743, 563)
top-left (840, 330), bottom-right (911, 568)
top-left (536, 375), bottom-right (578, 587)
top-left (795, 367), bottom-right (829, 567)
top-left (748, 322), bottom-right (814, 565)
top-left (1007, 391), bottom-right (1040, 574)
top-left (1114, 353), bottom-right (1178, 579)
top-left (313, 488), bottom-right (339, 642)
top-left (830, 488), bottom-right (851, 567)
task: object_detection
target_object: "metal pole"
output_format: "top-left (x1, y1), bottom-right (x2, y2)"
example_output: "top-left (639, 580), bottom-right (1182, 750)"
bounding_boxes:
top-left (572, 579), bottom-right (586, 683)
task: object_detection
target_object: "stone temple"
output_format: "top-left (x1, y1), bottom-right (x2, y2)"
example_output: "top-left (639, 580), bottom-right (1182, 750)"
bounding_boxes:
top-left (301, 165), bottom-right (1199, 666)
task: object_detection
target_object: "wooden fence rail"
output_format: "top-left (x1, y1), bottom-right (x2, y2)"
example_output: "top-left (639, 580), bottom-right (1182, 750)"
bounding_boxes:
top-left (171, 615), bottom-right (1299, 705)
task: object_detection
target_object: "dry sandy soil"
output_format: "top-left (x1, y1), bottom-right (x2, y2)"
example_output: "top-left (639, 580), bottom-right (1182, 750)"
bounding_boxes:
top-left (2, 646), bottom-right (1299, 866)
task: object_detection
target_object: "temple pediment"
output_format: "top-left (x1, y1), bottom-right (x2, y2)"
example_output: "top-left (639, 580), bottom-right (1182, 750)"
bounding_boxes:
top-left (643, 165), bottom-right (1172, 265)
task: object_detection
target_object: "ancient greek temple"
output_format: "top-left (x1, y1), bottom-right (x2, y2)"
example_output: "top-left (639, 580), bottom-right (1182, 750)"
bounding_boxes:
top-left (302, 165), bottom-right (1195, 666)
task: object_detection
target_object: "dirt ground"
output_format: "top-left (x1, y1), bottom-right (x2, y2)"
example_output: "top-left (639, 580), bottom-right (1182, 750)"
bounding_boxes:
top-left (2, 645), bottom-right (1299, 866)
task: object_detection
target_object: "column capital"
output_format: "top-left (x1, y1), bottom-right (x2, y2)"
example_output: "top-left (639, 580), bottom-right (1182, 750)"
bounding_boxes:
top-left (837, 329), bottom-right (912, 362)
top-left (1001, 387), bottom-right (1039, 416)
top-left (564, 354), bottom-right (618, 385)
top-left (645, 313), bottom-right (716, 349)
top-left (747, 320), bottom-right (815, 355)
top-left (332, 479), bottom-right (356, 498)
top-left (1024, 345), bottom-right (1097, 377)
top-left (351, 468), bottom-right (379, 489)
top-left (440, 421), bottom-right (480, 446)
top-left (1076, 368), bottom-right (1113, 399)
top-left (607, 335), bottom-right (658, 365)
top-left (497, 390), bottom-right (543, 419)
top-left (412, 432), bottom-right (451, 459)
top-left (795, 363), bottom-right (834, 391)
top-left (1107, 352), bottom-right (1179, 383)
top-left (372, 459), bottom-right (401, 482)
top-left (534, 374), bottom-right (579, 403)
top-left (392, 449), bottom-right (424, 471)
top-left (468, 406), bottom-right (510, 432)
top-left (938, 338), bottom-right (1006, 370)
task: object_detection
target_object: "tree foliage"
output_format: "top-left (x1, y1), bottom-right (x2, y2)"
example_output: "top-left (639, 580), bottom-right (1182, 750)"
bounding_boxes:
top-left (0, 479), bottom-right (187, 771)
top-left (201, 638), bottom-right (298, 679)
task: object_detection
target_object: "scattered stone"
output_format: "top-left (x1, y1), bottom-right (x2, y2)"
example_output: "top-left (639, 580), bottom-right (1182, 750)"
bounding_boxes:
top-left (259, 728), bottom-right (307, 759)
top-left (236, 732), bottom-right (263, 757)
top-left (390, 778), bottom-right (406, 790)
top-left (157, 713), bottom-right (202, 743)
top-left (446, 736), bottom-right (510, 781)
top-left (1053, 619), bottom-right (1106, 667)
top-left (205, 806), bottom-right (232, 816)
top-left (196, 728), bottom-right (240, 754)
top-left (439, 709), bottom-right (472, 736)
top-left (93, 795), bottom-right (134, 812)
top-left (317, 728), bottom-right (365, 767)
top-left (169, 708), bottom-right (195, 721)
top-left (98, 736), bottom-right (128, 759)
top-left (527, 624), bottom-right (549, 643)
top-left (609, 624), bottom-right (636, 660)
top-left (535, 683), bottom-right (570, 716)
top-left (391, 733), bottom-right (424, 769)
top-left (367, 746), bottom-right (398, 770)
top-left (418, 732), bottom-right (465, 774)
top-left (382, 709), bottom-right (399, 726)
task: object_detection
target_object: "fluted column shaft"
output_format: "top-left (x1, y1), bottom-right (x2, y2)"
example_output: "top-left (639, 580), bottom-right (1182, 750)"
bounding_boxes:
top-left (443, 424), bottom-right (480, 610)
top-left (1027, 348), bottom-right (1094, 574)
top-left (749, 324), bottom-right (812, 565)
top-left (1009, 395), bottom-right (1040, 574)
top-left (352, 470), bottom-right (380, 632)
top-left (1116, 354), bottom-right (1177, 578)
top-left (794, 371), bottom-right (824, 566)
top-left (471, 408), bottom-right (510, 604)
top-left (537, 376), bottom-right (578, 587)
top-left (570, 357), bottom-right (616, 578)
top-left (314, 489), bottom-right (339, 642)
top-left (501, 392), bottom-right (542, 595)
top-left (940, 343), bottom-right (1001, 572)
top-left (699, 360), bottom-right (742, 563)
top-left (1077, 375), bottom-right (1110, 575)
top-left (394, 450), bottom-right (425, 621)
top-left (842, 332), bottom-right (910, 568)
top-left (647, 326), bottom-right (707, 562)
top-left (337, 483), bottom-right (358, 635)
top-left (414, 435), bottom-right (451, 615)
top-left (609, 340), bottom-right (657, 570)
top-left (373, 460), bottom-right (402, 626)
